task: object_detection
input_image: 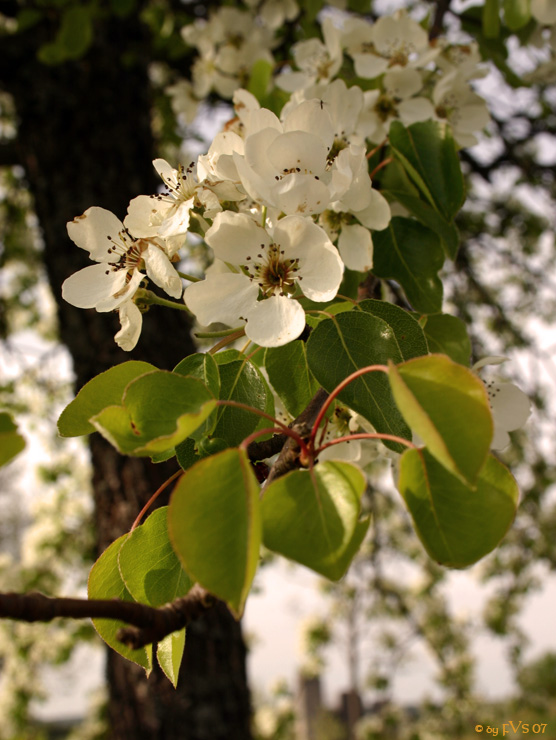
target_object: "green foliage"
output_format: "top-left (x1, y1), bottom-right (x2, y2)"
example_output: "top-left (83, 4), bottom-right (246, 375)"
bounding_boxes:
top-left (387, 120), bottom-right (465, 259)
top-left (398, 449), bottom-right (519, 567)
top-left (88, 536), bottom-right (153, 671)
top-left (388, 354), bottom-right (492, 484)
top-left (0, 412), bottom-right (25, 467)
top-left (306, 308), bottom-right (425, 450)
top-left (168, 448), bottom-right (261, 617)
top-left (261, 461), bottom-right (369, 580)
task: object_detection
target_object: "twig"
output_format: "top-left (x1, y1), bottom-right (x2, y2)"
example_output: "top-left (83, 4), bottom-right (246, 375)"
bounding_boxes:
top-left (0, 584), bottom-right (214, 650)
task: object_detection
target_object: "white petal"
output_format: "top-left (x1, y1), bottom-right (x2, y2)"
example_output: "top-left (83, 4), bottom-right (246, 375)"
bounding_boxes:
top-left (244, 295), bottom-right (306, 347)
top-left (184, 273), bottom-right (258, 326)
top-left (338, 224), bottom-right (373, 271)
top-left (490, 383), bottom-right (531, 433)
top-left (143, 244), bottom-right (183, 299)
top-left (354, 189), bottom-right (392, 231)
top-left (273, 216), bottom-right (344, 300)
top-left (62, 263), bottom-right (131, 310)
top-left (115, 301), bottom-right (143, 351)
top-left (153, 158), bottom-right (178, 189)
top-left (158, 199), bottom-right (194, 238)
top-left (205, 211), bottom-right (270, 265)
top-left (125, 195), bottom-right (172, 238)
top-left (67, 207), bottom-right (127, 261)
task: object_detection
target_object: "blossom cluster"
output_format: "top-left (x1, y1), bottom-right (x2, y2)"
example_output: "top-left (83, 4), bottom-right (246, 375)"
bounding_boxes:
top-left (63, 11), bottom-right (494, 353)
top-left (171, 5), bottom-right (491, 148)
top-left (62, 78), bottom-right (394, 350)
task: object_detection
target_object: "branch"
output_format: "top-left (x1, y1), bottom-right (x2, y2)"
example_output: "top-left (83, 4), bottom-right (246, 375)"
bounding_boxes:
top-left (263, 388), bottom-right (329, 486)
top-left (0, 584), bottom-right (215, 650)
top-left (429, 0), bottom-right (452, 40)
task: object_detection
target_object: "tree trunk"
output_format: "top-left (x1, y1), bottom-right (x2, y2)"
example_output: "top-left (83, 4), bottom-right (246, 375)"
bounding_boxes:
top-left (2, 13), bottom-right (252, 740)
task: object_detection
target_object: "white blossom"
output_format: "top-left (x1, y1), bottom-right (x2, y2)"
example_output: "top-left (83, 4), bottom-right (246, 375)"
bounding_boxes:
top-left (184, 211), bottom-right (343, 347)
top-left (473, 357), bottom-right (531, 450)
top-left (62, 206), bottom-right (182, 314)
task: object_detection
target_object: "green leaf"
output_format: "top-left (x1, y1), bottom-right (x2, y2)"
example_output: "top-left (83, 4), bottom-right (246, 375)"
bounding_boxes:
top-left (173, 353), bottom-right (220, 439)
top-left (383, 190), bottom-right (460, 258)
top-left (388, 355), bottom-right (493, 484)
top-left (88, 536), bottom-right (152, 671)
top-left (173, 353), bottom-right (220, 397)
top-left (0, 412), bottom-right (26, 467)
top-left (483, 0), bottom-right (501, 36)
top-left (91, 371), bottom-right (217, 456)
top-left (398, 449), bottom-right (519, 567)
top-left (358, 300), bottom-right (429, 359)
top-left (175, 437), bottom-right (200, 472)
top-left (420, 314), bottom-right (472, 366)
top-left (58, 361), bottom-right (156, 437)
top-left (168, 448), bottom-right (261, 617)
top-left (261, 461), bottom-right (369, 580)
top-left (388, 121), bottom-right (465, 230)
top-left (264, 341), bottom-right (320, 418)
top-left (306, 310), bottom-right (417, 451)
top-left (118, 507), bottom-right (193, 608)
top-left (58, 5), bottom-right (94, 59)
top-left (212, 359), bottom-right (268, 447)
top-left (157, 629), bottom-right (186, 689)
top-left (247, 59), bottom-right (273, 103)
top-left (372, 218), bottom-right (444, 313)
top-left (504, 0), bottom-right (531, 29)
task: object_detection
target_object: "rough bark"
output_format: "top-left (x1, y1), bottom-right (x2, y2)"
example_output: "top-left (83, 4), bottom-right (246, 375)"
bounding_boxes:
top-left (2, 12), bottom-right (251, 740)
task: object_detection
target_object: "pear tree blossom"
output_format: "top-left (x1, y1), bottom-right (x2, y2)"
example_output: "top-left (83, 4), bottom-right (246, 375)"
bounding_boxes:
top-left (473, 358), bottom-right (531, 450)
top-left (184, 211), bottom-right (343, 346)
top-left (62, 206), bottom-right (182, 312)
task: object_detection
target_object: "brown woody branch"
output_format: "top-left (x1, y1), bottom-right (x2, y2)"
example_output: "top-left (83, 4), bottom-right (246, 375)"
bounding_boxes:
top-left (0, 584), bottom-right (214, 650)
top-left (264, 387), bottom-right (329, 486)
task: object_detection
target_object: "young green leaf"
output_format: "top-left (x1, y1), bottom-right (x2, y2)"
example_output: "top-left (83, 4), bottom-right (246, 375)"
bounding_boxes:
top-left (58, 361), bottom-right (156, 437)
top-left (118, 507), bottom-right (193, 608)
top-left (398, 448), bottom-right (519, 567)
top-left (168, 448), bottom-right (261, 617)
top-left (157, 629), bottom-right (186, 689)
top-left (173, 352), bottom-right (220, 440)
top-left (90, 371), bottom-right (217, 457)
top-left (388, 354), bottom-right (493, 484)
top-left (88, 535), bottom-right (152, 671)
top-left (261, 461), bottom-right (369, 580)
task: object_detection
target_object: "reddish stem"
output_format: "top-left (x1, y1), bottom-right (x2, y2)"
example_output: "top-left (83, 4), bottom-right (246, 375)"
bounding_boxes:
top-left (130, 469), bottom-right (182, 532)
top-left (315, 432), bottom-right (415, 456)
top-left (370, 157), bottom-right (393, 180)
top-left (310, 364), bottom-right (389, 446)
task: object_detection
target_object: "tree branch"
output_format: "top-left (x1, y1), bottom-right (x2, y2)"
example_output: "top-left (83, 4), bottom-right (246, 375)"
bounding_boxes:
top-left (0, 584), bottom-right (215, 650)
top-left (263, 387), bottom-right (329, 486)
top-left (429, 0), bottom-right (452, 40)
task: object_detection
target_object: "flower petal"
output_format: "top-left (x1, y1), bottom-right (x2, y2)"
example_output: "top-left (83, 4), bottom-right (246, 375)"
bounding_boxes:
top-left (67, 207), bottom-right (127, 262)
top-left (143, 244), bottom-right (183, 299)
top-left (115, 300), bottom-right (143, 351)
top-left (338, 224), bottom-right (373, 271)
top-left (244, 295), bottom-right (306, 347)
top-left (62, 263), bottom-right (133, 311)
top-left (184, 273), bottom-right (258, 326)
